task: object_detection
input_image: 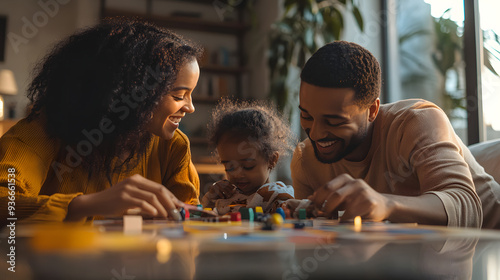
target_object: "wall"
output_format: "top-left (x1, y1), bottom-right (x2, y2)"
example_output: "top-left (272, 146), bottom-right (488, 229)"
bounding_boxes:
top-left (343, 0), bottom-right (383, 64)
top-left (0, 0), bottom-right (100, 119)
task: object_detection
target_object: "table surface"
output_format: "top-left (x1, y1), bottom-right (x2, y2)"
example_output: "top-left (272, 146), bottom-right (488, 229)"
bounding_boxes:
top-left (2, 219), bottom-right (500, 280)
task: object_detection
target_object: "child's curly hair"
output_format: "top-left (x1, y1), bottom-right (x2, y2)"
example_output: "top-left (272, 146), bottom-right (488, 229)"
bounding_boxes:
top-left (208, 98), bottom-right (297, 161)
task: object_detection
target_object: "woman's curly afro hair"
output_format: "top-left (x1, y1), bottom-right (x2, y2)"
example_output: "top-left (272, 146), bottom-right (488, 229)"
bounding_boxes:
top-left (27, 18), bottom-right (203, 179)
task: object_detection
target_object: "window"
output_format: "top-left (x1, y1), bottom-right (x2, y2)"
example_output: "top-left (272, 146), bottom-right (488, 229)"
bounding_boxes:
top-left (393, 0), bottom-right (500, 144)
top-left (477, 0), bottom-right (500, 140)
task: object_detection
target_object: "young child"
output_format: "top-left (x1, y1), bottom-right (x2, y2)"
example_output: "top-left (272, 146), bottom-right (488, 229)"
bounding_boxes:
top-left (201, 98), bottom-right (297, 215)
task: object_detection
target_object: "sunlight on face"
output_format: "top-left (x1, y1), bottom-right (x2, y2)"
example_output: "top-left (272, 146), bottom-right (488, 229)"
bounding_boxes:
top-left (148, 59), bottom-right (200, 140)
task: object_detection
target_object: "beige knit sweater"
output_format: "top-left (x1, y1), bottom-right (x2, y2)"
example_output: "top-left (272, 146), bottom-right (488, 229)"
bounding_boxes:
top-left (292, 99), bottom-right (500, 229)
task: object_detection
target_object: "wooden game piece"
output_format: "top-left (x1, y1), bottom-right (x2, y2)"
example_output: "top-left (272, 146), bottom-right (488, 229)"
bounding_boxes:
top-left (293, 222), bottom-right (306, 229)
top-left (183, 204), bottom-right (217, 218)
top-left (179, 207), bottom-right (185, 220)
top-left (239, 207), bottom-right (254, 221)
top-left (270, 213), bottom-right (284, 226)
top-left (179, 207), bottom-right (191, 221)
top-left (230, 212), bottom-right (242, 222)
top-left (276, 207), bottom-right (286, 220)
top-left (298, 208), bottom-right (307, 220)
top-left (254, 206), bottom-right (263, 222)
top-left (261, 217), bottom-right (274, 231)
top-left (123, 215), bottom-right (142, 234)
top-left (261, 213), bottom-right (283, 230)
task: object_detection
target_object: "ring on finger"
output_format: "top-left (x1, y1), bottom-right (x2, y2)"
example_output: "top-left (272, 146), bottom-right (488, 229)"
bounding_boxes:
top-left (321, 200), bottom-right (328, 211)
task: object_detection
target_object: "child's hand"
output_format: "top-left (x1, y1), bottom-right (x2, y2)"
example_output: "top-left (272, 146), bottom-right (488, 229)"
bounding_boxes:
top-left (211, 180), bottom-right (238, 199)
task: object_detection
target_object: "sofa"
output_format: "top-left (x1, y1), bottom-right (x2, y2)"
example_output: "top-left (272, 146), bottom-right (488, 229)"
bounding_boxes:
top-left (468, 139), bottom-right (500, 183)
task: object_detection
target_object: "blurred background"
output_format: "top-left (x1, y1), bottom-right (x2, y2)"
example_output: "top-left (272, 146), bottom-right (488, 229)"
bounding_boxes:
top-left (0, 0), bottom-right (498, 190)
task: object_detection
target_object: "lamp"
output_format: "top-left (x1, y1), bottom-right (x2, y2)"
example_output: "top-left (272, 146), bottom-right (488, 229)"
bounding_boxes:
top-left (0, 69), bottom-right (18, 121)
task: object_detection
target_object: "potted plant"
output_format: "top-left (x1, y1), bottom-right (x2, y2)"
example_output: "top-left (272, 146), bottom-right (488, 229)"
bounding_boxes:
top-left (268, 0), bottom-right (364, 116)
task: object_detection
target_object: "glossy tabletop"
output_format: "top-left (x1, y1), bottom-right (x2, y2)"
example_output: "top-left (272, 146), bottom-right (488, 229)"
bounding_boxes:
top-left (2, 219), bottom-right (500, 280)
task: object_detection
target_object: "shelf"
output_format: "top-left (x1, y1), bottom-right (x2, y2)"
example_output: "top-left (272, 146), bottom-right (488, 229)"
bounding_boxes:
top-left (102, 9), bottom-right (249, 35)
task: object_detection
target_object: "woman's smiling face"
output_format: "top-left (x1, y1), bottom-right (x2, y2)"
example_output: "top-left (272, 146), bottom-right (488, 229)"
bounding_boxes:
top-left (148, 59), bottom-right (200, 140)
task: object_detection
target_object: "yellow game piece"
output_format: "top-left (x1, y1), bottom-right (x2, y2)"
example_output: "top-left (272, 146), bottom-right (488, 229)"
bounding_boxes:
top-left (204, 208), bottom-right (213, 211)
top-left (255, 206), bottom-right (263, 214)
top-left (271, 213), bottom-right (284, 226)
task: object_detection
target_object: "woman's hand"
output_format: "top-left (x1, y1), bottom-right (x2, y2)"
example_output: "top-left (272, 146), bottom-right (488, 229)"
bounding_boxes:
top-left (65, 174), bottom-right (184, 221)
top-left (210, 179), bottom-right (238, 199)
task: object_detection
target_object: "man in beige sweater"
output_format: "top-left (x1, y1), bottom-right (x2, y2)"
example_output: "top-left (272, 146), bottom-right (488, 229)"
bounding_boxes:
top-left (291, 41), bottom-right (500, 229)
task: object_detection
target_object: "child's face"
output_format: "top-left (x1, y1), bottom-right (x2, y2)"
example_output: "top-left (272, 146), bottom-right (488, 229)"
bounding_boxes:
top-left (216, 134), bottom-right (273, 195)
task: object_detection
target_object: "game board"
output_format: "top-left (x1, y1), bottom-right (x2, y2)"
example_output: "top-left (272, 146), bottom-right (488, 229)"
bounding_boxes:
top-left (92, 215), bottom-right (493, 246)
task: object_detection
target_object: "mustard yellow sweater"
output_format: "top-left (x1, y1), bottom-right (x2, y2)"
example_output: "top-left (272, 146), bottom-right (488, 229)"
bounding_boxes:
top-left (0, 117), bottom-right (200, 224)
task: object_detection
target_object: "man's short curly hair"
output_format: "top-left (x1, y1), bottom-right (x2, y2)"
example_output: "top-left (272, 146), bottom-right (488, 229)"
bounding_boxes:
top-left (208, 98), bottom-right (297, 162)
top-left (300, 41), bottom-right (381, 107)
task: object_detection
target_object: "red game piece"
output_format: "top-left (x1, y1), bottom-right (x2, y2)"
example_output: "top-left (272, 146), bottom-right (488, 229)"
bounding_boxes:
top-left (230, 212), bottom-right (241, 222)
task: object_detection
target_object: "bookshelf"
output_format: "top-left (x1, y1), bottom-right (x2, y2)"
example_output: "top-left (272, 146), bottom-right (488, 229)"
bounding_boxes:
top-left (99, 0), bottom-right (251, 186)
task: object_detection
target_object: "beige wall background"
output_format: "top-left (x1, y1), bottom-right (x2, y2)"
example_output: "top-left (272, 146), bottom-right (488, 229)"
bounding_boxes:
top-left (0, 0), bottom-right (100, 118)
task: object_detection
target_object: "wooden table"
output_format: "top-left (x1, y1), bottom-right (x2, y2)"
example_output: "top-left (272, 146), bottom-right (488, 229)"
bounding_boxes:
top-left (4, 220), bottom-right (500, 279)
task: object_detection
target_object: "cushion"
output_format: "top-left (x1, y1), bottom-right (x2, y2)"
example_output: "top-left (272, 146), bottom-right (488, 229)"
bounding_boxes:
top-left (468, 139), bottom-right (500, 183)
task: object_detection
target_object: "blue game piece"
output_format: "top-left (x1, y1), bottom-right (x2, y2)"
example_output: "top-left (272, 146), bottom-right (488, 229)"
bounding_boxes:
top-left (179, 207), bottom-right (186, 221)
top-left (276, 207), bottom-right (286, 220)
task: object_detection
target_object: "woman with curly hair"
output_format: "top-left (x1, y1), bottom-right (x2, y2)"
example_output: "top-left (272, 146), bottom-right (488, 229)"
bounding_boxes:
top-left (201, 98), bottom-right (297, 215)
top-left (0, 19), bottom-right (203, 224)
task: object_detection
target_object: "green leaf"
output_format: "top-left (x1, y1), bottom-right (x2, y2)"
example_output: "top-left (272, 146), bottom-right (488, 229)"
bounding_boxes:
top-left (267, 0), bottom-right (363, 112)
top-left (352, 6), bottom-right (364, 31)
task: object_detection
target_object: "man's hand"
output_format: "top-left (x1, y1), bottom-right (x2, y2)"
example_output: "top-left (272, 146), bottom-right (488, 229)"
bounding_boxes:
top-left (309, 174), bottom-right (394, 221)
top-left (65, 174), bottom-right (184, 221)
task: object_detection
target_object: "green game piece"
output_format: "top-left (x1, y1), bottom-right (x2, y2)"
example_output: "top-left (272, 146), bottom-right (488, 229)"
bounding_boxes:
top-left (239, 207), bottom-right (254, 221)
top-left (299, 208), bottom-right (307, 220)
